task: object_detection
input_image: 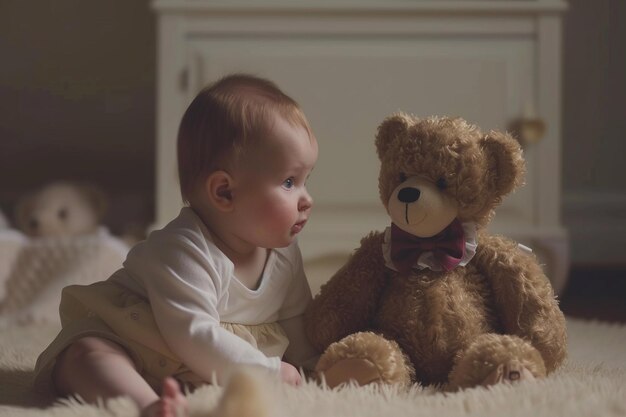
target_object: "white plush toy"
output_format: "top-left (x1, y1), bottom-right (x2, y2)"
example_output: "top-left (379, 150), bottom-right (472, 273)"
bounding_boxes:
top-left (0, 182), bottom-right (128, 324)
top-left (14, 181), bottom-right (107, 237)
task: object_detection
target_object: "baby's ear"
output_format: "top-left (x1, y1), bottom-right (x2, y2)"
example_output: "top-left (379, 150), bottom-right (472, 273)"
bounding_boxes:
top-left (205, 171), bottom-right (234, 212)
top-left (375, 113), bottom-right (413, 160)
top-left (480, 130), bottom-right (525, 197)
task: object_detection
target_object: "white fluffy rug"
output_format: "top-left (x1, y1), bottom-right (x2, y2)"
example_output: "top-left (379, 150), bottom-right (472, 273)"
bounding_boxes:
top-left (1, 318), bottom-right (625, 417)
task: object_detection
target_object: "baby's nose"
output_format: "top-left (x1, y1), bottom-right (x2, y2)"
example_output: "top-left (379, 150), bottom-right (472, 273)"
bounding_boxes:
top-left (299, 192), bottom-right (313, 211)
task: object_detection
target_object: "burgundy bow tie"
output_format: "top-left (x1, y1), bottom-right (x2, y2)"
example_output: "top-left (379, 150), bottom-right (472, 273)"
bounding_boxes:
top-left (389, 219), bottom-right (466, 274)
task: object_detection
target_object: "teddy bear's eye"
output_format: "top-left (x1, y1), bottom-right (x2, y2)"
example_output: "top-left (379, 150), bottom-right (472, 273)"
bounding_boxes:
top-left (58, 208), bottom-right (68, 220)
top-left (29, 218), bottom-right (39, 231)
top-left (436, 177), bottom-right (448, 190)
top-left (399, 172), bottom-right (408, 183)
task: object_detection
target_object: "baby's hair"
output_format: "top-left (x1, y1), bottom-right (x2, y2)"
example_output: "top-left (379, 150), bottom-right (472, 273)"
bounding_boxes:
top-left (177, 73), bottom-right (312, 204)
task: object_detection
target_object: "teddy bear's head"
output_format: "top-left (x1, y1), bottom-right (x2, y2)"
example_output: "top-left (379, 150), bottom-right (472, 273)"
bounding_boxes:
top-left (375, 113), bottom-right (525, 237)
top-left (15, 182), bottom-right (107, 237)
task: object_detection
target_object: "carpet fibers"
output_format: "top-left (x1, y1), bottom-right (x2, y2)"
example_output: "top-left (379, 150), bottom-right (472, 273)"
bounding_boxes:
top-left (0, 318), bottom-right (625, 417)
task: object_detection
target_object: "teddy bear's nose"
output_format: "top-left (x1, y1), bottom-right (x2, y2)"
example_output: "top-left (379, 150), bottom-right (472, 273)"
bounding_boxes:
top-left (398, 187), bottom-right (421, 203)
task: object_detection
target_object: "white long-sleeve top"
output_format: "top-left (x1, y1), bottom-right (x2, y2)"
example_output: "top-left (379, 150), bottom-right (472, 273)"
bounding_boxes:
top-left (109, 207), bottom-right (318, 383)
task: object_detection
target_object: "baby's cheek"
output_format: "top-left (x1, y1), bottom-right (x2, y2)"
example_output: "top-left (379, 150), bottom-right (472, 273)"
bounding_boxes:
top-left (257, 197), bottom-right (290, 223)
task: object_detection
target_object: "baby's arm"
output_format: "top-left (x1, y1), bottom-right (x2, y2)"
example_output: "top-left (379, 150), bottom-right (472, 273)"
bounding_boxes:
top-left (125, 235), bottom-right (281, 384)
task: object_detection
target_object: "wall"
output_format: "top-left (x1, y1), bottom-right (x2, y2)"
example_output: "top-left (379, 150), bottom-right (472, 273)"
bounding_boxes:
top-left (0, 0), bottom-right (624, 263)
top-left (562, 0), bottom-right (626, 264)
top-left (0, 0), bottom-right (155, 234)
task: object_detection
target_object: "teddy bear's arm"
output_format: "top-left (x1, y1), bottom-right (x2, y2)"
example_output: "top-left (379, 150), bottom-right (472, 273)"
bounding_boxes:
top-left (304, 232), bottom-right (388, 353)
top-left (473, 233), bottom-right (567, 372)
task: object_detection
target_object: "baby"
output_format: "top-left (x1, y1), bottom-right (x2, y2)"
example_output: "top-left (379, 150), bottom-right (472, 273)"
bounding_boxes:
top-left (34, 74), bottom-right (319, 417)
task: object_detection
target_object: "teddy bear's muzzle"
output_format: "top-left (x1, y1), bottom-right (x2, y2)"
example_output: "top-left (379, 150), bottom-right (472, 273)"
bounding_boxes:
top-left (397, 187), bottom-right (421, 203)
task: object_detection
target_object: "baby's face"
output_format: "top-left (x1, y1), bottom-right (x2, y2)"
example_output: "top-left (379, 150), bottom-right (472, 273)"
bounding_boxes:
top-left (231, 115), bottom-right (318, 248)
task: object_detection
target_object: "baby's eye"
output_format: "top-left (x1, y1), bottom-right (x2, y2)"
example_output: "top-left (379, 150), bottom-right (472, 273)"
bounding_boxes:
top-left (58, 208), bottom-right (68, 220)
top-left (282, 177), bottom-right (295, 190)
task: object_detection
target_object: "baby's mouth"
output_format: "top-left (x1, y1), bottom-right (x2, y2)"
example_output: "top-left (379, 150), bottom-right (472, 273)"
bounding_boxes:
top-left (291, 219), bottom-right (307, 234)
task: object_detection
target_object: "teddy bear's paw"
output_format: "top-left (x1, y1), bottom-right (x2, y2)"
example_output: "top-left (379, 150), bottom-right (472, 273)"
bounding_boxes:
top-left (315, 332), bottom-right (414, 389)
top-left (481, 360), bottom-right (536, 387)
top-left (320, 357), bottom-right (382, 389)
top-left (447, 333), bottom-right (546, 390)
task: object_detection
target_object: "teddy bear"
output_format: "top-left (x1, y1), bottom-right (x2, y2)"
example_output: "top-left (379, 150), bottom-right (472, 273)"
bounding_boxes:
top-left (14, 181), bottom-right (107, 237)
top-left (304, 113), bottom-right (567, 390)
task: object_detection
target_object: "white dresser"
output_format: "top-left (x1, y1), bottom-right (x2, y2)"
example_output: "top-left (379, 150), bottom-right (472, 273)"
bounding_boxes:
top-left (152, 0), bottom-right (569, 293)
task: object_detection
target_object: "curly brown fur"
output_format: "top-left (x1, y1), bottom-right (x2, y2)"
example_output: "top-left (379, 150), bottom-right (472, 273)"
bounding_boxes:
top-left (316, 332), bottom-right (415, 388)
top-left (306, 113), bottom-right (566, 390)
top-left (472, 233), bottom-right (568, 372)
top-left (305, 232), bottom-right (388, 352)
top-left (447, 333), bottom-right (546, 390)
top-left (376, 115), bottom-right (524, 227)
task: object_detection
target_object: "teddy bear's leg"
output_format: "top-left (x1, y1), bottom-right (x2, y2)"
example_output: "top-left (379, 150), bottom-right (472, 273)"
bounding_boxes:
top-left (447, 333), bottom-right (546, 391)
top-left (315, 332), bottom-right (414, 389)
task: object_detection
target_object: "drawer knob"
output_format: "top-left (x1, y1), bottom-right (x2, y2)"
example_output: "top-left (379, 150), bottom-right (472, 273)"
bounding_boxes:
top-left (509, 103), bottom-right (546, 147)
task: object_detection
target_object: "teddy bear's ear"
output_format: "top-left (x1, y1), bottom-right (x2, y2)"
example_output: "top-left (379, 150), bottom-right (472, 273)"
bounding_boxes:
top-left (375, 113), bottom-right (413, 159)
top-left (480, 130), bottom-right (526, 197)
top-left (77, 184), bottom-right (108, 221)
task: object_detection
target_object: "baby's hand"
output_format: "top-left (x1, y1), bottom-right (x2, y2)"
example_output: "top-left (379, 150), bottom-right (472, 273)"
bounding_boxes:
top-left (279, 361), bottom-right (302, 386)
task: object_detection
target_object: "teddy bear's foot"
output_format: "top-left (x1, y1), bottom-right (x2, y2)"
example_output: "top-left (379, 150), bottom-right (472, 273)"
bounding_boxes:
top-left (480, 359), bottom-right (536, 387)
top-left (321, 358), bottom-right (382, 388)
top-left (447, 333), bottom-right (546, 391)
top-left (316, 332), bottom-right (414, 389)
